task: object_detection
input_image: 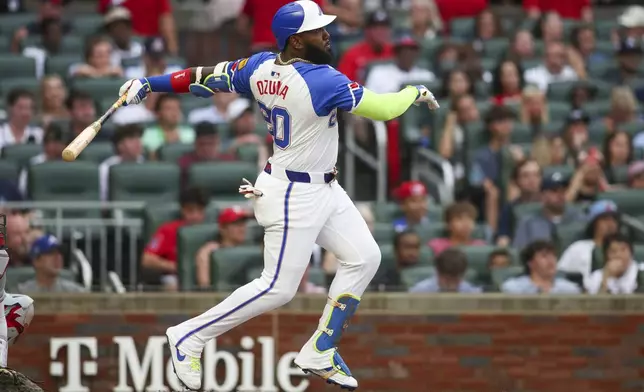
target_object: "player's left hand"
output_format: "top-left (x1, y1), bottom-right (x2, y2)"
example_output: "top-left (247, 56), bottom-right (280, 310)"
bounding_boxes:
top-left (413, 85), bottom-right (440, 110)
top-left (239, 178), bottom-right (263, 199)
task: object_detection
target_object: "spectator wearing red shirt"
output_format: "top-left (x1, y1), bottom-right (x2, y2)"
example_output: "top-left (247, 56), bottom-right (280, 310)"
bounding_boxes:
top-left (141, 187), bottom-right (209, 291)
top-left (523, 0), bottom-right (592, 22)
top-left (338, 10), bottom-right (393, 84)
top-left (434, 0), bottom-right (488, 29)
top-left (98, 0), bottom-right (178, 54)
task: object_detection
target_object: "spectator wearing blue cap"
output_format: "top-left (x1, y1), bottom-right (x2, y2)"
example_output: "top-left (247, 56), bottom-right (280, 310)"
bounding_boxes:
top-left (558, 200), bottom-right (620, 285)
top-left (512, 171), bottom-right (584, 250)
top-left (17, 234), bottom-right (86, 293)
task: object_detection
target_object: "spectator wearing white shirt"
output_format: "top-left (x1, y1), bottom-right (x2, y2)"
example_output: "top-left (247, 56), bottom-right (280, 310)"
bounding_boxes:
top-left (524, 41), bottom-right (578, 92)
top-left (21, 17), bottom-right (64, 79)
top-left (18, 123), bottom-right (66, 196)
top-left (103, 7), bottom-right (144, 66)
top-left (188, 93), bottom-right (238, 126)
top-left (124, 37), bottom-right (182, 80)
top-left (0, 89), bottom-right (43, 151)
top-left (365, 35), bottom-right (435, 94)
top-left (502, 240), bottom-right (581, 294)
top-left (99, 124), bottom-right (145, 201)
top-left (558, 200), bottom-right (620, 286)
top-left (586, 233), bottom-right (639, 294)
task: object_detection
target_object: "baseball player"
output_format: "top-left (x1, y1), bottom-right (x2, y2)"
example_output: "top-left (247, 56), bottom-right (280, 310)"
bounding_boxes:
top-left (118, 1), bottom-right (439, 390)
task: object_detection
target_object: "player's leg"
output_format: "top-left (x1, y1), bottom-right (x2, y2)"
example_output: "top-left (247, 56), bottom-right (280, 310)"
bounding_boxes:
top-left (166, 173), bottom-right (330, 390)
top-left (295, 182), bottom-right (381, 390)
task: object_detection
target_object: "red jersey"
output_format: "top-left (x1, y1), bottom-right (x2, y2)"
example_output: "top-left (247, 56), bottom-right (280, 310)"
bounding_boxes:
top-left (242, 0), bottom-right (324, 49)
top-left (435, 0), bottom-right (488, 27)
top-left (523, 0), bottom-right (589, 19)
top-left (98, 0), bottom-right (172, 36)
top-left (143, 219), bottom-right (186, 263)
top-left (337, 41), bottom-right (394, 84)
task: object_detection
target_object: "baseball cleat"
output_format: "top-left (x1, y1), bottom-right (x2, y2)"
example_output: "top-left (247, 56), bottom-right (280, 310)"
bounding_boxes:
top-left (295, 351), bottom-right (358, 391)
top-left (166, 329), bottom-right (202, 391)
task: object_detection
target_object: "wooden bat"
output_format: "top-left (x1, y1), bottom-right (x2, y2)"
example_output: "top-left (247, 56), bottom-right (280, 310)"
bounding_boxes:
top-left (62, 94), bottom-right (128, 162)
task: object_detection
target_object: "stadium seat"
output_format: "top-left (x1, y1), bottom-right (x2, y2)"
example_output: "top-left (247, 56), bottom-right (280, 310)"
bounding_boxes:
top-left (481, 39), bottom-right (509, 60)
top-left (372, 201), bottom-right (443, 223)
top-left (548, 101), bottom-right (572, 122)
top-left (0, 78), bottom-right (40, 98)
top-left (584, 100), bottom-right (611, 118)
top-left (188, 162), bottom-right (259, 202)
top-left (28, 161), bottom-right (100, 218)
top-left (0, 55), bottom-right (36, 78)
top-left (491, 265), bottom-right (524, 290)
top-left (70, 15), bottom-right (105, 35)
top-left (211, 245), bottom-right (263, 290)
top-left (71, 78), bottom-right (129, 101)
top-left (0, 36), bottom-right (9, 53)
top-left (157, 143), bottom-right (193, 162)
top-left (0, 161), bottom-right (19, 183)
top-left (0, 14), bottom-right (37, 35)
top-left (419, 37), bottom-right (446, 61)
top-left (597, 189), bottom-right (644, 217)
top-left (556, 221), bottom-right (587, 251)
top-left (177, 223), bottom-right (218, 290)
top-left (401, 265), bottom-right (434, 289)
top-left (109, 162), bottom-right (181, 208)
top-left (512, 202), bottom-right (542, 229)
top-left (373, 222), bottom-right (395, 244)
top-left (143, 202), bottom-right (180, 241)
top-left (400, 99), bottom-right (434, 145)
top-left (1, 144), bottom-right (42, 168)
top-left (77, 142), bottom-right (114, 163)
top-left (23, 35), bottom-right (83, 54)
top-left (547, 81), bottom-right (580, 102)
top-left (474, 80), bottom-right (490, 99)
top-left (450, 18), bottom-right (474, 39)
top-left (609, 165), bottom-right (629, 184)
top-left (5, 267), bottom-right (76, 292)
top-left (457, 245), bottom-right (518, 278)
top-left (46, 55), bottom-right (82, 76)
top-left (180, 95), bottom-right (212, 114)
top-left (595, 21), bottom-right (616, 40)
top-left (236, 144), bottom-right (259, 164)
top-left (620, 121), bottom-right (644, 138)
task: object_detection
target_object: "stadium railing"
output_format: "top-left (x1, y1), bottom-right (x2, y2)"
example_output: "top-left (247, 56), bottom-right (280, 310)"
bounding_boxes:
top-left (344, 119), bottom-right (388, 202)
top-left (411, 147), bottom-right (455, 205)
top-left (2, 201), bottom-right (144, 290)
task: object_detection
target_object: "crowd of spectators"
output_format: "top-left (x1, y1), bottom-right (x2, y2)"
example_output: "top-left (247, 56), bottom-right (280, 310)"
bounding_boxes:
top-left (1, 0), bottom-right (644, 295)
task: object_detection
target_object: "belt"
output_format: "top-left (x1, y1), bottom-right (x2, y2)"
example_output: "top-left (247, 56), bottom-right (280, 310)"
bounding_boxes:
top-left (263, 162), bottom-right (336, 184)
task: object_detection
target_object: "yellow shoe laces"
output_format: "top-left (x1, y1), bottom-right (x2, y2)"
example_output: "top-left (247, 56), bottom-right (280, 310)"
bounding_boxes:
top-left (190, 357), bottom-right (201, 372)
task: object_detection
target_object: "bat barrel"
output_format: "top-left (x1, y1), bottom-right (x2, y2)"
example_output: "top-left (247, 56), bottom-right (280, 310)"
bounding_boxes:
top-left (62, 121), bottom-right (101, 161)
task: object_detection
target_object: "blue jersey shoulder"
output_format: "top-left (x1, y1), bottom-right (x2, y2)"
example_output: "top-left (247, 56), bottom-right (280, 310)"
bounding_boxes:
top-left (229, 52), bottom-right (276, 98)
top-left (292, 63), bottom-right (364, 117)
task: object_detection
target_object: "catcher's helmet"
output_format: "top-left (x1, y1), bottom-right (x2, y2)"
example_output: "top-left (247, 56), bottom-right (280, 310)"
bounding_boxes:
top-left (271, 1), bottom-right (336, 51)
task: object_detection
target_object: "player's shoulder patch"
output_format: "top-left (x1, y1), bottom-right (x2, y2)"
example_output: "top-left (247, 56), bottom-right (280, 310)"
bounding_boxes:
top-left (236, 57), bottom-right (249, 71)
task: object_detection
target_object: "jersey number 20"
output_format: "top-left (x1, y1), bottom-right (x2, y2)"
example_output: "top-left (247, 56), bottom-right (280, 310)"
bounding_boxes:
top-left (258, 101), bottom-right (291, 150)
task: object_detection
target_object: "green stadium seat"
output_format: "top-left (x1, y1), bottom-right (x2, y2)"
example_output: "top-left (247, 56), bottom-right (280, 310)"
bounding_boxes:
top-left (588, 61), bottom-right (618, 79)
top-left (588, 121), bottom-right (609, 144)
top-left (45, 55), bottom-right (81, 76)
top-left (157, 143), bottom-right (193, 162)
top-left (512, 202), bottom-right (542, 229)
top-left (70, 15), bottom-right (105, 35)
top-left (236, 144), bottom-right (259, 164)
top-left (0, 55), bottom-right (36, 78)
top-left (635, 246), bottom-right (644, 263)
top-left (180, 95), bottom-right (212, 114)
top-left (609, 165), bottom-right (629, 185)
top-left (548, 101), bottom-right (572, 122)
top-left (76, 142), bottom-right (114, 163)
top-left (621, 121), bottom-right (644, 137)
top-left (556, 221), bottom-right (586, 252)
top-left (71, 78), bottom-right (129, 101)
top-left (401, 265), bottom-right (434, 290)
top-left (0, 78), bottom-right (39, 98)
top-left (0, 14), bottom-right (37, 35)
top-left (211, 245), bottom-right (263, 290)
top-left (0, 36), bottom-right (9, 52)
top-left (491, 265), bottom-right (524, 290)
top-left (482, 39), bottom-right (509, 60)
top-left (143, 202), bottom-right (180, 242)
top-left (379, 243), bottom-right (433, 271)
top-left (547, 81), bottom-right (579, 102)
top-left (595, 21), bottom-right (616, 40)
top-left (188, 162), bottom-right (259, 202)
top-left (584, 100), bottom-right (611, 118)
top-left (419, 37), bottom-right (446, 61)
top-left (1, 144), bottom-right (42, 168)
top-left (457, 245), bottom-right (514, 278)
top-left (177, 223), bottom-right (218, 290)
top-left (597, 189), bottom-right (644, 217)
top-left (373, 222), bottom-right (395, 244)
top-left (479, 57), bottom-right (498, 74)
top-left (400, 100), bottom-right (433, 145)
top-left (372, 201), bottom-right (443, 223)
top-left (521, 58), bottom-right (542, 71)
top-left (0, 161), bottom-right (19, 183)
top-left (23, 35), bottom-right (84, 54)
top-left (450, 18), bottom-right (474, 38)
top-left (28, 161), bottom-right (100, 218)
top-left (109, 162), bottom-right (180, 205)
top-left (5, 266), bottom-right (76, 292)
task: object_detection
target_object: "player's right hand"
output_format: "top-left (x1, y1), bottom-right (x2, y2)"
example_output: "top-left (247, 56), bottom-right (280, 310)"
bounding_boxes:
top-left (119, 78), bottom-right (150, 106)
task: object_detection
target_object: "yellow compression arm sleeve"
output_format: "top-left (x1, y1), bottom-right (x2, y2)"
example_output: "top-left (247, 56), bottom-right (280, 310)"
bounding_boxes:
top-left (351, 86), bottom-right (418, 121)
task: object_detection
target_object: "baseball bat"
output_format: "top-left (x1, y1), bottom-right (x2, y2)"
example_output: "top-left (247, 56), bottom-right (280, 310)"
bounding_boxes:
top-left (62, 94), bottom-right (128, 162)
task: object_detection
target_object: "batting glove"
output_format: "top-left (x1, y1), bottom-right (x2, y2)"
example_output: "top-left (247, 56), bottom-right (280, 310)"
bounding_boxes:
top-left (119, 79), bottom-right (150, 106)
top-left (239, 178), bottom-right (263, 199)
top-left (413, 85), bottom-right (440, 110)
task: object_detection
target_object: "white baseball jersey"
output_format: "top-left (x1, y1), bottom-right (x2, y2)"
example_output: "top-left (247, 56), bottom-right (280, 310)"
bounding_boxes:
top-left (225, 52), bottom-right (365, 172)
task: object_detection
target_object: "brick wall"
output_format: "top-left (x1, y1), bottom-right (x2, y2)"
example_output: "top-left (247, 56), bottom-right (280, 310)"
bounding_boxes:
top-left (10, 312), bottom-right (644, 392)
